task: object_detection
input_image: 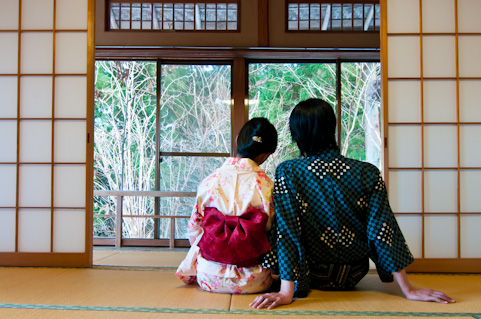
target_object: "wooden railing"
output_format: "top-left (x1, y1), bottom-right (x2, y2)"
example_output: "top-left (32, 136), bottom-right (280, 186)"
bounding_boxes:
top-left (93, 190), bottom-right (195, 248)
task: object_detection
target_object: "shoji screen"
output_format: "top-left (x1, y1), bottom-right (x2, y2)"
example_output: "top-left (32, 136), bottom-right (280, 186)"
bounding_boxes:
top-left (0, 0), bottom-right (93, 267)
top-left (383, 0), bottom-right (481, 272)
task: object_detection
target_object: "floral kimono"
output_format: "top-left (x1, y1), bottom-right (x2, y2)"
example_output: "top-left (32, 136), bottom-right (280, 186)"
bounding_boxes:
top-left (176, 157), bottom-right (275, 294)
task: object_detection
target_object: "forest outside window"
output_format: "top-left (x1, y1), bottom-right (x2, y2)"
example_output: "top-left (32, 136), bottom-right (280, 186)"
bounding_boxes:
top-left (93, 59), bottom-right (380, 246)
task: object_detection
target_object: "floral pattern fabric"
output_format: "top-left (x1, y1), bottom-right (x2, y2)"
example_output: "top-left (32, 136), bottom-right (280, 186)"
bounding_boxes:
top-left (176, 157), bottom-right (275, 294)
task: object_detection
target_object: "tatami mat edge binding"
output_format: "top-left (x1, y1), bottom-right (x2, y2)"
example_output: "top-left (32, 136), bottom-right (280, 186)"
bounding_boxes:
top-left (1, 303), bottom-right (480, 318)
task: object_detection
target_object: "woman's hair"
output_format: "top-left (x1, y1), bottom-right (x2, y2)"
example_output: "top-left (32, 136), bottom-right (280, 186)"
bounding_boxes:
top-left (237, 117), bottom-right (278, 160)
top-left (289, 98), bottom-right (338, 157)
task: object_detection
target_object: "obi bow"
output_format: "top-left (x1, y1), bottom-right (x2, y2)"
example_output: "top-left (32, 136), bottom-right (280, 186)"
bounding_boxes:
top-left (198, 207), bottom-right (272, 267)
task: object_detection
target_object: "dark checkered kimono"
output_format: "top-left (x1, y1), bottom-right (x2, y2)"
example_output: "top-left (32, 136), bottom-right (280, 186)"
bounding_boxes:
top-left (261, 149), bottom-right (414, 297)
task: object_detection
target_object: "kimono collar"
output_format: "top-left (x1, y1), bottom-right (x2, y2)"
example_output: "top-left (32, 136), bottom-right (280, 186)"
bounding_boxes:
top-left (313, 148), bottom-right (341, 160)
top-left (223, 157), bottom-right (261, 172)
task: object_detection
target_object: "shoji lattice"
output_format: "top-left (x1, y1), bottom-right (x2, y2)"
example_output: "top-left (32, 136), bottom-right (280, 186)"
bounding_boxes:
top-left (383, 0), bottom-right (481, 270)
top-left (0, 0), bottom-right (92, 266)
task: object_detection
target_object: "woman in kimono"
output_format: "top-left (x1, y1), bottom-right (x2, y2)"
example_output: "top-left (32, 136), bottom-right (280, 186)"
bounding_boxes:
top-left (250, 99), bottom-right (455, 309)
top-left (176, 117), bottom-right (278, 294)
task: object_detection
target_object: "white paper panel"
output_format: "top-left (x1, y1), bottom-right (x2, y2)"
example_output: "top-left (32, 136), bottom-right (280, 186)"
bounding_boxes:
top-left (20, 76), bottom-right (52, 118)
top-left (54, 165), bottom-right (86, 207)
top-left (387, 0), bottom-right (419, 33)
top-left (0, 209), bottom-right (16, 252)
top-left (423, 125), bottom-right (457, 168)
top-left (20, 32), bottom-right (53, 74)
top-left (54, 121), bottom-right (86, 162)
top-left (0, 33), bottom-right (19, 74)
top-left (422, 36), bottom-right (456, 78)
top-left (395, 215), bottom-right (422, 258)
top-left (460, 170), bottom-right (481, 213)
top-left (0, 0), bottom-right (19, 30)
top-left (19, 121), bottom-right (52, 162)
top-left (18, 209), bottom-right (51, 252)
top-left (422, 0), bottom-right (455, 33)
top-left (55, 76), bottom-right (87, 118)
top-left (0, 165), bottom-right (17, 207)
top-left (56, 0), bottom-right (88, 30)
top-left (55, 33), bottom-right (87, 74)
top-left (388, 80), bottom-right (421, 123)
top-left (423, 80), bottom-right (456, 123)
top-left (21, 0), bottom-right (54, 30)
top-left (388, 170), bottom-right (422, 213)
top-left (459, 125), bottom-right (481, 167)
top-left (424, 170), bottom-right (457, 213)
top-left (0, 76), bottom-right (18, 117)
top-left (457, 0), bottom-right (481, 33)
top-left (53, 209), bottom-right (85, 252)
top-left (424, 215), bottom-right (458, 258)
top-left (460, 215), bottom-right (481, 258)
top-left (18, 165), bottom-right (51, 207)
top-left (388, 126), bottom-right (422, 167)
top-left (387, 36), bottom-right (420, 78)
top-left (0, 121), bottom-right (17, 162)
top-left (459, 80), bottom-right (481, 122)
top-left (458, 36), bottom-right (481, 78)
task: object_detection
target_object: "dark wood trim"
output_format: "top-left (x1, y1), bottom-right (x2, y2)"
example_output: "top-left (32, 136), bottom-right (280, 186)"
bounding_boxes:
top-left (0, 252), bottom-right (91, 267)
top-left (231, 57), bottom-right (247, 156)
top-left (84, 0), bottom-right (96, 267)
top-left (406, 259), bottom-right (481, 273)
top-left (95, 47), bottom-right (381, 60)
top-left (258, 0), bottom-right (269, 46)
top-left (93, 238), bottom-right (190, 247)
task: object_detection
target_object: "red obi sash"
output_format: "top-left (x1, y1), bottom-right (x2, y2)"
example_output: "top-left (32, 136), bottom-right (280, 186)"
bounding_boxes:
top-left (198, 207), bottom-right (272, 267)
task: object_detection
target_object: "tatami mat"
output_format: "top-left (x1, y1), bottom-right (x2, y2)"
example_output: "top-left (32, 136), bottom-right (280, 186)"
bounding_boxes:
top-left (1, 251), bottom-right (480, 318)
top-left (93, 249), bottom-right (188, 268)
top-left (234, 274), bottom-right (481, 316)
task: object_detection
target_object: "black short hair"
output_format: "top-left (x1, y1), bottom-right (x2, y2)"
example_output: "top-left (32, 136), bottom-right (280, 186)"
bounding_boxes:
top-left (237, 117), bottom-right (278, 160)
top-left (289, 98), bottom-right (338, 157)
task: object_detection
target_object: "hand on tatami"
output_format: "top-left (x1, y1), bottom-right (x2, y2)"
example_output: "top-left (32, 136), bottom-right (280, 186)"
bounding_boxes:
top-left (249, 291), bottom-right (293, 309)
top-left (402, 288), bottom-right (456, 304)
top-left (394, 269), bottom-right (456, 304)
top-left (250, 279), bottom-right (295, 310)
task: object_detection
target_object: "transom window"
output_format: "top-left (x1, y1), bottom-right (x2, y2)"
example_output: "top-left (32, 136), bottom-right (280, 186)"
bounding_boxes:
top-left (109, 0), bottom-right (239, 31)
top-left (287, 1), bottom-right (380, 31)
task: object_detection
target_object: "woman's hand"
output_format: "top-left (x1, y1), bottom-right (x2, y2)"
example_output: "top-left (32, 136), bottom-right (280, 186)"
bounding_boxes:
top-left (250, 279), bottom-right (295, 310)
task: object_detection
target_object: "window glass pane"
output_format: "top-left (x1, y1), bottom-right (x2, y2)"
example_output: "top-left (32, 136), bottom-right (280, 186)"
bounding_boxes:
top-left (93, 196), bottom-right (116, 238)
top-left (340, 62), bottom-right (381, 169)
top-left (110, 4), bottom-right (120, 29)
top-left (342, 4), bottom-right (352, 30)
top-left (123, 217), bottom-right (154, 238)
top-left (331, 4), bottom-right (342, 30)
top-left (158, 197), bottom-right (195, 239)
top-left (120, 4), bottom-right (131, 29)
top-left (159, 64), bottom-right (231, 153)
top-left (94, 61), bottom-right (157, 192)
top-left (248, 63), bottom-right (337, 178)
top-left (159, 156), bottom-right (226, 192)
top-left (249, 62), bottom-right (382, 178)
top-left (93, 216), bottom-right (115, 239)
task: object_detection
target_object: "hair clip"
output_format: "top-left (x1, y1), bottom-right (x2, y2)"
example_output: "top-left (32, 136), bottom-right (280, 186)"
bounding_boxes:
top-left (252, 136), bottom-right (262, 143)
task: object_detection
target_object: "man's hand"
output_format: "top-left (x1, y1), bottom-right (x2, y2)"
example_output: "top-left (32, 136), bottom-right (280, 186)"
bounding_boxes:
top-left (402, 288), bottom-right (456, 304)
top-left (250, 291), bottom-right (293, 309)
top-left (250, 279), bottom-right (295, 310)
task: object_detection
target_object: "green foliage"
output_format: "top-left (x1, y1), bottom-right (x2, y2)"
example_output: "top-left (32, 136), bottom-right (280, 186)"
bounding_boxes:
top-left (93, 60), bottom-right (381, 241)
